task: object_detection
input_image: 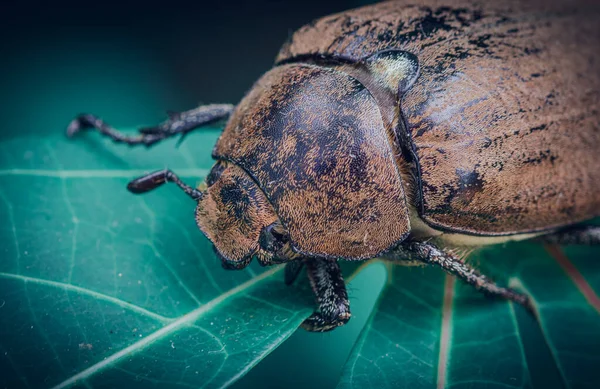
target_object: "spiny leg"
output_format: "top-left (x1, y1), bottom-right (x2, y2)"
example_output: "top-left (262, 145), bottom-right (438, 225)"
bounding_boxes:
top-left (284, 261), bottom-right (304, 285)
top-left (67, 104), bottom-right (234, 147)
top-left (301, 258), bottom-right (351, 332)
top-left (537, 225), bottom-right (600, 245)
top-left (127, 169), bottom-right (203, 200)
top-left (390, 241), bottom-right (533, 313)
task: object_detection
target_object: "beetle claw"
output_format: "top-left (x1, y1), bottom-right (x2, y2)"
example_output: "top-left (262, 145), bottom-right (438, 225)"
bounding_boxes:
top-left (66, 114), bottom-right (95, 137)
top-left (175, 132), bottom-right (188, 148)
top-left (301, 311), bottom-right (351, 332)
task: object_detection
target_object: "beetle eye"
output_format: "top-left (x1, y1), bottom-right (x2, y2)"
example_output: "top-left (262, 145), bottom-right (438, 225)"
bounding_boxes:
top-left (259, 222), bottom-right (289, 252)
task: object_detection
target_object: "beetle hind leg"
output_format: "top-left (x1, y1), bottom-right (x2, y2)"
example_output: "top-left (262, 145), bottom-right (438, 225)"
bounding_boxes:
top-left (67, 104), bottom-right (234, 147)
top-left (301, 258), bottom-right (351, 332)
top-left (537, 225), bottom-right (600, 245)
top-left (388, 241), bottom-right (534, 314)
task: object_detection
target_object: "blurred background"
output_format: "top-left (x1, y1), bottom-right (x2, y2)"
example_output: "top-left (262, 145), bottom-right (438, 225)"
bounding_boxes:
top-left (0, 0), bottom-right (370, 140)
top-left (0, 1), bottom-right (384, 388)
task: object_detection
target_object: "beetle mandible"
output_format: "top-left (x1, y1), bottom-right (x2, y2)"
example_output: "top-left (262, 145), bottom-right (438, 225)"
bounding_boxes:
top-left (67, 0), bottom-right (600, 331)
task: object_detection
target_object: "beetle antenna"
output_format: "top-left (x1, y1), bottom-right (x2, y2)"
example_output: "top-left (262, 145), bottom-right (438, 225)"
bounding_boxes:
top-left (127, 169), bottom-right (203, 201)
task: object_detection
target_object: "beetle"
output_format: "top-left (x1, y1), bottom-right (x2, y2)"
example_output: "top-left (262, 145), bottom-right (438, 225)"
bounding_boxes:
top-left (67, 0), bottom-right (600, 332)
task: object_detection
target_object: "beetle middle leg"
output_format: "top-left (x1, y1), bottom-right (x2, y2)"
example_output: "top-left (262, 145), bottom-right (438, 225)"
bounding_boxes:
top-left (67, 104), bottom-right (234, 147)
top-left (387, 241), bottom-right (533, 313)
top-left (537, 225), bottom-right (600, 245)
top-left (301, 258), bottom-right (351, 332)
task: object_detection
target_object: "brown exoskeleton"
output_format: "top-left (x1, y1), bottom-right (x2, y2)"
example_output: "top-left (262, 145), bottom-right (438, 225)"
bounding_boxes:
top-left (67, 0), bottom-right (600, 331)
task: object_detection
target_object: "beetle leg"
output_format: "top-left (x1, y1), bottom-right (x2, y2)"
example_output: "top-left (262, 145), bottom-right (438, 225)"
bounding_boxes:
top-left (391, 241), bottom-right (534, 314)
top-left (284, 260), bottom-right (305, 285)
top-left (67, 104), bottom-right (234, 147)
top-left (127, 169), bottom-right (203, 200)
top-left (301, 258), bottom-right (351, 332)
top-left (537, 225), bottom-right (600, 245)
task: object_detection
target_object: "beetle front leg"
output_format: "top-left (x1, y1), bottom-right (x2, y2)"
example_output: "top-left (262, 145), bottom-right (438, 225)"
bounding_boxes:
top-left (389, 241), bottom-right (533, 313)
top-left (284, 261), bottom-right (304, 285)
top-left (67, 104), bottom-right (234, 147)
top-left (127, 169), bottom-right (203, 200)
top-left (537, 225), bottom-right (600, 245)
top-left (301, 258), bottom-right (351, 332)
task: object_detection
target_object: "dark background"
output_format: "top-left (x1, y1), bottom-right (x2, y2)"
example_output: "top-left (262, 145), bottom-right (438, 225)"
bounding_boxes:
top-left (0, 0), bottom-right (368, 140)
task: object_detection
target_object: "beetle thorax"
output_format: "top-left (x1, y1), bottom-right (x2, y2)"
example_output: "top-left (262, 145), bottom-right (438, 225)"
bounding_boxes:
top-left (211, 63), bottom-right (416, 260)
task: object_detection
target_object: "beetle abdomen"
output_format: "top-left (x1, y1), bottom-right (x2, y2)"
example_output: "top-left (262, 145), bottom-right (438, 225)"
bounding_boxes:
top-left (278, 0), bottom-right (600, 236)
top-left (404, 2), bottom-right (600, 235)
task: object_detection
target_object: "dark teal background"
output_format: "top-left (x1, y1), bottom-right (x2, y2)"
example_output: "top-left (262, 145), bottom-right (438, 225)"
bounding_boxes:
top-left (0, 1), bottom-right (384, 388)
top-left (0, 0), bottom-right (369, 140)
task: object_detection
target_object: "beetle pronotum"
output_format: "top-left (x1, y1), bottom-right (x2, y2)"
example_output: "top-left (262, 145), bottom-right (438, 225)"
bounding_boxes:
top-left (67, 0), bottom-right (599, 331)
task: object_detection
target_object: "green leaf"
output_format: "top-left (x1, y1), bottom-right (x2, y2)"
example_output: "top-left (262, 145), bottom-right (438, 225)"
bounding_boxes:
top-left (0, 132), bottom-right (369, 389)
top-left (338, 241), bottom-right (600, 389)
top-left (2, 131), bottom-right (599, 389)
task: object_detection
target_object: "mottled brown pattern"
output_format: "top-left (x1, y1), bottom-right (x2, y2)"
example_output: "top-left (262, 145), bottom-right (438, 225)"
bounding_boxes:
top-left (276, 0), bottom-right (600, 235)
top-left (195, 161), bottom-right (277, 266)
top-left (214, 64), bottom-right (410, 259)
top-left (277, 0), bottom-right (598, 63)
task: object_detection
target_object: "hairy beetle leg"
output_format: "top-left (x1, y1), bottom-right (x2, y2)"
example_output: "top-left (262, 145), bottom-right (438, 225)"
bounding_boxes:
top-left (127, 169), bottom-right (203, 201)
top-left (390, 241), bottom-right (534, 314)
top-left (301, 258), bottom-right (351, 332)
top-left (284, 261), bottom-right (304, 285)
top-left (66, 104), bottom-right (234, 147)
top-left (537, 225), bottom-right (600, 245)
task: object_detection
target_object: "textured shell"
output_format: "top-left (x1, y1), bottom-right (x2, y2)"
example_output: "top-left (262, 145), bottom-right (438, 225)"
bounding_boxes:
top-left (278, 0), bottom-right (600, 235)
top-left (196, 161), bottom-right (277, 265)
top-left (214, 64), bottom-right (410, 259)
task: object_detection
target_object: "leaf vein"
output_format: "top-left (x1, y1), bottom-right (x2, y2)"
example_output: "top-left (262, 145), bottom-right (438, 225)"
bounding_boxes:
top-left (49, 265), bottom-right (283, 389)
top-left (0, 272), bottom-right (171, 323)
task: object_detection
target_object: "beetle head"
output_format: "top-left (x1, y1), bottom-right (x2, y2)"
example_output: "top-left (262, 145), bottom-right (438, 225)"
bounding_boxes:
top-left (195, 161), bottom-right (298, 269)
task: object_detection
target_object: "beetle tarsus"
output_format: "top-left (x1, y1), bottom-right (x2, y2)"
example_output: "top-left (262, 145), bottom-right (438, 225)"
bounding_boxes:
top-left (537, 226), bottom-right (600, 245)
top-left (66, 104), bottom-right (234, 147)
top-left (127, 169), bottom-right (203, 200)
top-left (301, 258), bottom-right (351, 332)
top-left (67, 114), bottom-right (166, 146)
top-left (389, 241), bottom-right (534, 313)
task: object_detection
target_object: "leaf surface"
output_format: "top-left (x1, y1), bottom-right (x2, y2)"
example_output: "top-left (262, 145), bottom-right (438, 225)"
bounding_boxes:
top-left (0, 132), bottom-right (368, 389)
top-left (2, 131), bottom-right (599, 389)
top-left (338, 241), bottom-right (600, 389)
